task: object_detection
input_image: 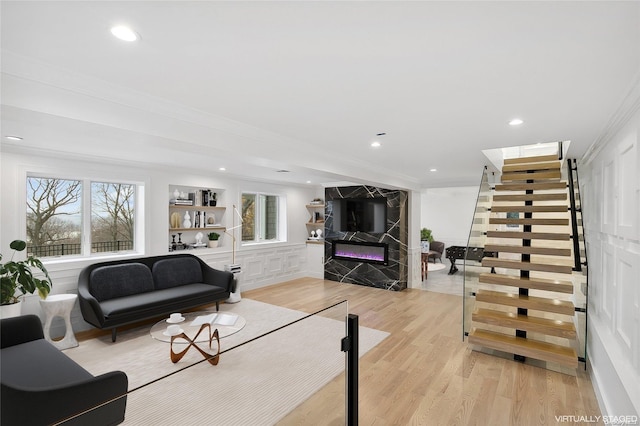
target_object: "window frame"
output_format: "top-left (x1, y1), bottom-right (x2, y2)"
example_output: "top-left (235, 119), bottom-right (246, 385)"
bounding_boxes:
top-left (240, 191), bottom-right (286, 245)
top-left (25, 172), bottom-right (144, 260)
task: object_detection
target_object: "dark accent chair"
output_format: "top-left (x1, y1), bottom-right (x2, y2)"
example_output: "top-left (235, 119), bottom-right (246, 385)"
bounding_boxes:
top-left (1, 315), bottom-right (128, 425)
top-left (428, 241), bottom-right (445, 263)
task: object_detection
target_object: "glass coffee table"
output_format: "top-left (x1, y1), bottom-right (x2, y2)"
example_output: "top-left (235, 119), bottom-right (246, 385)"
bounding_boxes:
top-left (150, 311), bottom-right (246, 343)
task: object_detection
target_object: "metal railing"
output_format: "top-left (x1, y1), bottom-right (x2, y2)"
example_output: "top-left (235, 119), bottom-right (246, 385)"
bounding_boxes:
top-left (28, 240), bottom-right (133, 257)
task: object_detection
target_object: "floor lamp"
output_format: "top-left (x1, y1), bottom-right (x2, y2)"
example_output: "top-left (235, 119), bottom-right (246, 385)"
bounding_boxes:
top-left (225, 204), bottom-right (243, 303)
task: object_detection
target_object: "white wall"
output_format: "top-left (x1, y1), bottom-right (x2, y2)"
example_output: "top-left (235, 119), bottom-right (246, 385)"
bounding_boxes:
top-left (420, 186), bottom-right (478, 248)
top-left (580, 107), bottom-right (640, 417)
top-left (0, 149), bottom-right (319, 335)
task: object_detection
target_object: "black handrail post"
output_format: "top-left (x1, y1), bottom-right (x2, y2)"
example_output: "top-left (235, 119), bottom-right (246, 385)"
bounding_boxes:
top-left (342, 314), bottom-right (359, 426)
top-left (566, 159), bottom-right (582, 272)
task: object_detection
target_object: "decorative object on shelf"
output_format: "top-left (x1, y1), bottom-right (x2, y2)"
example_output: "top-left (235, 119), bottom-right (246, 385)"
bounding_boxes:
top-left (1, 240), bottom-right (53, 318)
top-left (207, 214), bottom-right (216, 226)
top-left (173, 189), bottom-right (180, 199)
top-left (316, 229), bottom-right (323, 239)
top-left (193, 232), bottom-right (206, 247)
top-left (310, 198), bottom-right (324, 205)
top-left (183, 211), bottom-right (192, 228)
top-left (208, 232), bottom-right (220, 248)
top-left (170, 212), bottom-right (181, 228)
top-left (309, 230), bottom-right (316, 239)
top-left (172, 233), bottom-right (186, 251)
top-left (210, 192), bottom-right (217, 207)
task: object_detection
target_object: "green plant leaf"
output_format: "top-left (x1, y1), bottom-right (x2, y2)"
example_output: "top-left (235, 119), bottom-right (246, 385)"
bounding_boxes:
top-left (9, 240), bottom-right (27, 251)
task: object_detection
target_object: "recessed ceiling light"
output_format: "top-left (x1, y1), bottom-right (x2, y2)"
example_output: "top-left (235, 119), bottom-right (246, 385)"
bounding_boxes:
top-left (4, 135), bottom-right (23, 141)
top-left (430, 168), bottom-right (437, 172)
top-left (509, 118), bottom-right (524, 126)
top-left (370, 141), bottom-right (381, 148)
top-left (110, 25), bottom-right (139, 42)
top-left (306, 180), bottom-right (312, 184)
top-left (219, 167), bottom-right (226, 171)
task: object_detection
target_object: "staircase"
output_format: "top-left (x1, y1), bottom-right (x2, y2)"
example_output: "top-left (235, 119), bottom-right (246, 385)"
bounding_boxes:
top-left (468, 154), bottom-right (579, 368)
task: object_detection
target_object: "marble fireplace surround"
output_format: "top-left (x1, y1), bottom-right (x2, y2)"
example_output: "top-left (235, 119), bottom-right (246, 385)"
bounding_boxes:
top-left (324, 185), bottom-right (408, 291)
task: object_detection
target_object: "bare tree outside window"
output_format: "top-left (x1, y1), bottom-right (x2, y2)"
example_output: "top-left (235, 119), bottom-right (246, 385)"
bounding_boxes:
top-left (242, 193), bottom-right (256, 241)
top-left (91, 182), bottom-right (135, 252)
top-left (241, 192), bottom-right (280, 243)
top-left (26, 177), bottom-right (82, 256)
top-left (26, 177), bottom-right (137, 257)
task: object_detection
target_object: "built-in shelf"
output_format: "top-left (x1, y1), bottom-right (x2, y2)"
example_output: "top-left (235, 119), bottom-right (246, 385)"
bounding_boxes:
top-left (306, 239), bottom-right (324, 245)
top-left (169, 205), bottom-right (225, 211)
top-left (170, 226), bottom-right (226, 232)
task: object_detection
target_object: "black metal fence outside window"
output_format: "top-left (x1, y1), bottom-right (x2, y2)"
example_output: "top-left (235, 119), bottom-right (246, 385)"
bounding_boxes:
top-left (27, 241), bottom-right (133, 257)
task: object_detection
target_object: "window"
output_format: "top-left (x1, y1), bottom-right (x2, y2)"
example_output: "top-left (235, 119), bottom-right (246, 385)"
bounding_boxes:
top-left (241, 192), bottom-right (282, 243)
top-left (26, 176), bottom-right (138, 258)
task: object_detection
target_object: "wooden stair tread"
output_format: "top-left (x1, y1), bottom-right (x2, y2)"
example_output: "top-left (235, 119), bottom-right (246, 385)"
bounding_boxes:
top-left (483, 244), bottom-right (571, 257)
top-left (468, 328), bottom-right (578, 368)
top-left (491, 205), bottom-right (568, 213)
top-left (502, 161), bottom-right (561, 173)
top-left (481, 258), bottom-right (573, 274)
top-left (503, 155), bottom-right (560, 165)
top-left (501, 171), bottom-right (561, 182)
top-left (494, 182), bottom-right (567, 192)
top-left (476, 289), bottom-right (575, 315)
top-left (486, 231), bottom-right (570, 240)
top-left (479, 273), bottom-right (573, 294)
top-left (493, 193), bottom-right (567, 202)
top-left (489, 218), bottom-right (569, 226)
top-left (472, 308), bottom-right (577, 338)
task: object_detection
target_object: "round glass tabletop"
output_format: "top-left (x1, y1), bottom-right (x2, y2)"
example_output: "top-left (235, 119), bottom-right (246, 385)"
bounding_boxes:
top-left (150, 311), bottom-right (246, 343)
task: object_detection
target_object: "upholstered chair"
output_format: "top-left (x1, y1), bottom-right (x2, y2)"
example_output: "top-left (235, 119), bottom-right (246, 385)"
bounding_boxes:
top-left (427, 241), bottom-right (445, 263)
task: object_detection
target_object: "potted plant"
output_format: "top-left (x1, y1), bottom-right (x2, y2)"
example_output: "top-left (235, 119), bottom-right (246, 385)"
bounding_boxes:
top-left (1, 240), bottom-right (53, 318)
top-left (420, 228), bottom-right (433, 252)
top-left (207, 232), bottom-right (220, 248)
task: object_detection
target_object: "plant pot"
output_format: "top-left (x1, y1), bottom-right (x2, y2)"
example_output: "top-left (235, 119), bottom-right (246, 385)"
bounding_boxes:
top-left (208, 241), bottom-right (219, 248)
top-left (0, 299), bottom-right (23, 319)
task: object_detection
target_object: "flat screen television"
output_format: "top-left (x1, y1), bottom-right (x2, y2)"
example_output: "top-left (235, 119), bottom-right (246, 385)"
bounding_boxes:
top-left (332, 197), bottom-right (387, 233)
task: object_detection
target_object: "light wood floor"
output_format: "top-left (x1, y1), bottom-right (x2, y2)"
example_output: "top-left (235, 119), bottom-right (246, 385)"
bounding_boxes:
top-left (245, 277), bottom-right (602, 426)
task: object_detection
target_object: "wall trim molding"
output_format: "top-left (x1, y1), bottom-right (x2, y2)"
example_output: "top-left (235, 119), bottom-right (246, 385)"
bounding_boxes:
top-left (582, 70), bottom-right (640, 166)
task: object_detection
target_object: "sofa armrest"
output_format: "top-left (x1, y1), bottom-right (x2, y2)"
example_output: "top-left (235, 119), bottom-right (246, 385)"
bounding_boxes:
top-left (77, 266), bottom-right (107, 328)
top-left (1, 370), bottom-right (128, 425)
top-left (0, 315), bottom-right (44, 349)
top-left (201, 264), bottom-right (234, 292)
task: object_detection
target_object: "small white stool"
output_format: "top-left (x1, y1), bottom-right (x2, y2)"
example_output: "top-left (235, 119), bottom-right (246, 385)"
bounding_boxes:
top-left (39, 294), bottom-right (79, 350)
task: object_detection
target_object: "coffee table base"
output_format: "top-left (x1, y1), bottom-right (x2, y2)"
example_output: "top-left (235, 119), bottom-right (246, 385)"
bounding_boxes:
top-left (170, 323), bottom-right (220, 366)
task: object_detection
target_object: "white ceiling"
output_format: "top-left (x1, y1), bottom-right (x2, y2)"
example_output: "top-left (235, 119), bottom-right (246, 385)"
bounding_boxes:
top-left (1, 1), bottom-right (639, 190)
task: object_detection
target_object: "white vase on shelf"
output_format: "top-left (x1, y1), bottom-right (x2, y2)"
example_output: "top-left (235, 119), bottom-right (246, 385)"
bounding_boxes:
top-left (183, 212), bottom-right (192, 228)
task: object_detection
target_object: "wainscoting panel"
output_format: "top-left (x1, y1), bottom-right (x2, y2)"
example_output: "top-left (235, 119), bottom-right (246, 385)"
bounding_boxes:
top-left (601, 242), bottom-right (616, 326)
top-left (615, 248), bottom-right (639, 368)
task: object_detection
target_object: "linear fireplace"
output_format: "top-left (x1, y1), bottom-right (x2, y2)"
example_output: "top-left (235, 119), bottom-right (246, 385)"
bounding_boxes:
top-left (331, 240), bottom-right (389, 266)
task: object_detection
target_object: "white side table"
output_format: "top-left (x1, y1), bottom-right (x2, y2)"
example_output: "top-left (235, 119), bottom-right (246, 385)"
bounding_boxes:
top-left (39, 294), bottom-right (79, 350)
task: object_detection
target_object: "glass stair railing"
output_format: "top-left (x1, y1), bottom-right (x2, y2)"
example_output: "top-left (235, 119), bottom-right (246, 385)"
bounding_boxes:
top-left (463, 145), bottom-right (589, 374)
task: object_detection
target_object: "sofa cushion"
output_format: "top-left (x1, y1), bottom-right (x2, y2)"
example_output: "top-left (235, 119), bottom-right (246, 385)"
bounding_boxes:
top-left (99, 283), bottom-right (226, 319)
top-left (89, 263), bottom-right (154, 302)
top-left (1, 339), bottom-right (93, 388)
top-left (152, 257), bottom-right (204, 290)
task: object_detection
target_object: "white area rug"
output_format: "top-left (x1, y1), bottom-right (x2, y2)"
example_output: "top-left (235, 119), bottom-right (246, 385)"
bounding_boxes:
top-left (427, 262), bottom-right (447, 272)
top-left (66, 299), bottom-right (389, 425)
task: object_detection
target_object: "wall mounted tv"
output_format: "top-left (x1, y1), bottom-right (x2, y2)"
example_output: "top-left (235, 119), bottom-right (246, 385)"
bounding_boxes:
top-left (332, 197), bottom-right (387, 233)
